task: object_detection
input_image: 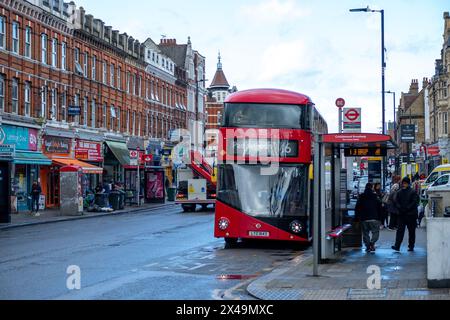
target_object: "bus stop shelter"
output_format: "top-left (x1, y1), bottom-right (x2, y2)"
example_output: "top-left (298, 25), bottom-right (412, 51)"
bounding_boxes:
top-left (312, 133), bottom-right (397, 275)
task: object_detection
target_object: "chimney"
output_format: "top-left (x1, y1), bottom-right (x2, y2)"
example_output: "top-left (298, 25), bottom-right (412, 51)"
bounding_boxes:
top-left (422, 77), bottom-right (429, 89)
top-left (409, 79), bottom-right (419, 94)
top-left (85, 14), bottom-right (93, 33)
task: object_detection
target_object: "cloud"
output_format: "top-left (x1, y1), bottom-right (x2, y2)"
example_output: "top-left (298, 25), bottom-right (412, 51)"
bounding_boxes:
top-left (239, 0), bottom-right (311, 25)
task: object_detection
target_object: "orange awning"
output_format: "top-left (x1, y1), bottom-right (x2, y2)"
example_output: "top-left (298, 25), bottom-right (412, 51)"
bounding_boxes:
top-left (52, 157), bottom-right (103, 174)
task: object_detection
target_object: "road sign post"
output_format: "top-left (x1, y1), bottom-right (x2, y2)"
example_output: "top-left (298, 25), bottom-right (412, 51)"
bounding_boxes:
top-left (336, 98), bottom-right (345, 133)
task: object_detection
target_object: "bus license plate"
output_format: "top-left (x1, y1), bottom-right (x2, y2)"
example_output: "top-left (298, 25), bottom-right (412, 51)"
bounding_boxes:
top-left (249, 231), bottom-right (270, 237)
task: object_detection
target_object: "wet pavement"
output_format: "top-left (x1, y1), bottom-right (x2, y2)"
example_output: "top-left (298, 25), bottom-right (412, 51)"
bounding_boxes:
top-left (247, 227), bottom-right (450, 300)
top-left (0, 205), bottom-right (302, 300)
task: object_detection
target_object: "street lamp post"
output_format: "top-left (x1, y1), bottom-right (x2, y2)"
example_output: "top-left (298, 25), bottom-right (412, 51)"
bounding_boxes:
top-left (385, 91), bottom-right (396, 141)
top-left (350, 6), bottom-right (386, 189)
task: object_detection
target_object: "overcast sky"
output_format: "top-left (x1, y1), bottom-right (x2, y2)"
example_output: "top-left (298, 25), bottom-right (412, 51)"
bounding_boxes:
top-left (74, 0), bottom-right (448, 133)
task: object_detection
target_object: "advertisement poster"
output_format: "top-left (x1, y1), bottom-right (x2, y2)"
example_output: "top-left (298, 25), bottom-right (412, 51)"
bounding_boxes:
top-left (146, 171), bottom-right (164, 200)
top-left (75, 140), bottom-right (103, 161)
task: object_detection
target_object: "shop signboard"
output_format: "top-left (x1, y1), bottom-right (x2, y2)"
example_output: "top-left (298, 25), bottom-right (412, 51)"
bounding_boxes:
top-left (0, 125), bottom-right (38, 151)
top-left (75, 140), bottom-right (103, 162)
top-left (43, 136), bottom-right (71, 154)
top-left (401, 124), bottom-right (415, 143)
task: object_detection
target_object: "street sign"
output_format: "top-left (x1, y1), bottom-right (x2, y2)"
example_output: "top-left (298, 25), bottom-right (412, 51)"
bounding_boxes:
top-left (68, 106), bottom-right (81, 116)
top-left (342, 108), bottom-right (361, 133)
top-left (400, 124), bottom-right (415, 143)
top-left (0, 144), bottom-right (15, 159)
top-left (129, 150), bottom-right (139, 159)
top-left (335, 98), bottom-right (346, 108)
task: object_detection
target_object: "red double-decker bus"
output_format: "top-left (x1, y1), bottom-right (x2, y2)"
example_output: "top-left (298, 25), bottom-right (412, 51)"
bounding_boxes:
top-left (214, 88), bottom-right (328, 245)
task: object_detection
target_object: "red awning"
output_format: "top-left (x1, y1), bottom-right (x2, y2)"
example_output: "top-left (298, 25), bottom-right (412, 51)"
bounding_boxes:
top-left (52, 157), bottom-right (103, 174)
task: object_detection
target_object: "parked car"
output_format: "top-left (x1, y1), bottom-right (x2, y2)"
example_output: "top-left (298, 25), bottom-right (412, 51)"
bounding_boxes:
top-left (425, 173), bottom-right (450, 196)
top-left (421, 164), bottom-right (450, 198)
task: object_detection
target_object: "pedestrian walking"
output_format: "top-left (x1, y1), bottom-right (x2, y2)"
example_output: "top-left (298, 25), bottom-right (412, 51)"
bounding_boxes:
top-left (392, 177), bottom-right (420, 252)
top-left (30, 181), bottom-right (42, 216)
top-left (386, 176), bottom-right (401, 230)
top-left (374, 183), bottom-right (388, 228)
top-left (355, 183), bottom-right (382, 253)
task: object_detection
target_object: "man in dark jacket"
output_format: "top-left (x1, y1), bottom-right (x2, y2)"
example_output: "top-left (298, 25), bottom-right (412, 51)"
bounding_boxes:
top-left (31, 181), bottom-right (42, 215)
top-left (355, 183), bottom-right (382, 252)
top-left (392, 177), bottom-right (420, 252)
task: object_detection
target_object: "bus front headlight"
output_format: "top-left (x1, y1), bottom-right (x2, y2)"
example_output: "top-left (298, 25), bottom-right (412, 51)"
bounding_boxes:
top-left (218, 218), bottom-right (230, 230)
top-left (290, 220), bottom-right (303, 234)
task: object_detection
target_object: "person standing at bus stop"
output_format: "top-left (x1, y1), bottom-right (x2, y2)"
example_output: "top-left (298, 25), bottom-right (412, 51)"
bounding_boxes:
top-left (392, 177), bottom-right (420, 252)
top-left (355, 183), bottom-right (382, 253)
top-left (30, 181), bottom-right (42, 216)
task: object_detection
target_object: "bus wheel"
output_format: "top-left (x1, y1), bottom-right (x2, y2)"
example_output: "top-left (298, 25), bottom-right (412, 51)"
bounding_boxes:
top-left (224, 238), bottom-right (238, 247)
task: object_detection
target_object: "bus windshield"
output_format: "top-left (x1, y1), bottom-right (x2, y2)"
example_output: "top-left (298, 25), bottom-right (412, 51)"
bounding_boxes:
top-left (223, 103), bottom-right (308, 129)
top-left (218, 164), bottom-right (308, 217)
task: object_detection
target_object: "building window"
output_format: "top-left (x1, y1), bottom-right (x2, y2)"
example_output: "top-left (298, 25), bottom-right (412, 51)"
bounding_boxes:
top-left (132, 111), bottom-right (136, 136)
top-left (41, 34), bottom-right (47, 64)
top-left (11, 78), bottom-right (18, 114)
top-left (91, 99), bottom-right (96, 128)
top-left (41, 87), bottom-right (47, 118)
top-left (126, 109), bottom-right (130, 133)
top-left (61, 42), bottom-right (66, 70)
top-left (103, 103), bottom-right (107, 128)
top-left (83, 96), bottom-right (88, 126)
top-left (116, 107), bottom-right (121, 132)
top-left (92, 56), bottom-right (96, 80)
top-left (74, 48), bottom-right (83, 75)
top-left (0, 74), bottom-right (4, 111)
top-left (117, 67), bottom-right (121, 90)
top-left (444, 112), bottom-right (448, 135)
top-left (24, 81), bottom-right (31, 117)
top-left (110, 64), bottom-right (114, 87)
top-left (74, 94), bottom-right (79, 124)
top-left (83, 52), bottom-right (88, 77)
top-left (51, 88), bottom-right (57, 120)
top-left (103, 61), bottom-right (107, 84)
top-left (25, 27), bottom-right (32, 58)
top-left (61, 91), bottom-right (67, 122)
top-left (51, 38), bottom-right (58, 67)
top-left (126, 72), bottom-right (130, 93)
top-left (110, 104), bottom-right (115, 131)
top-left (12, 22), bottom-right (19, 54)
top-left (137, 76), bottom-right (141, 97)
top-left (132, 74), bottom-right (136, 95)
top-left (0, 16), bottom-right (5, 49)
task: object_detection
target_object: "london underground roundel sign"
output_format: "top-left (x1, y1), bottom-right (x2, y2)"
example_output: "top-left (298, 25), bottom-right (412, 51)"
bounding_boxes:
top-left (345, 108), bottom-right (360, 121)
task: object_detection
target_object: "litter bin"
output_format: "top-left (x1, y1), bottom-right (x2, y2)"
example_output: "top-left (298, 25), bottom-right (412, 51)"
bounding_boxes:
top-left (95, 193), bottom-right (109, 207)
top-left (118, 190), bottom-right (125, 209)
top-left (167, 187), bottom-right (177, 202)
top-left (109, 191), bottom-right (121, 211)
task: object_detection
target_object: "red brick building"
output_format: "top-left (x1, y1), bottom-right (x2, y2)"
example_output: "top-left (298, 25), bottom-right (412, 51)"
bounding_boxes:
top-left (0, 0), bottom-right (203, 211)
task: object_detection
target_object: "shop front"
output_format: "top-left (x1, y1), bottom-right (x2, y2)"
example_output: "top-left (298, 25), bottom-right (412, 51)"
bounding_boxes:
top-left (0, 124), bottom-right (51, 213)
top-left (42, 135), bottom-right (102, 208)
top-left (75, 139), bottom-right (104, 195)
top-left (103, 140), bottom-right (129, 185)
top-left (0, 144), bottom-right (14, 221)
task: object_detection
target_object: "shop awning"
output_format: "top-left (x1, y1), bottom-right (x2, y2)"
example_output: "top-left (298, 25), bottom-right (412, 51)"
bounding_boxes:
top-left (14, 151), bottom-right (52, 165)
top-left (105, 141), bottom-right (130, 166)
top-left (52, 158), bottom-right (103, 174)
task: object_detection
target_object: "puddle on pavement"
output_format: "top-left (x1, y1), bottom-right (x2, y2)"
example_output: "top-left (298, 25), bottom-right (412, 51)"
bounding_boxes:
top-left (216, 274), bottom-right (258, 280)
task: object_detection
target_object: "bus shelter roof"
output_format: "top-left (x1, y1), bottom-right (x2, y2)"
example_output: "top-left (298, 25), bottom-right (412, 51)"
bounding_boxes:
top-left (321, 133), bottom-right (397, 149)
